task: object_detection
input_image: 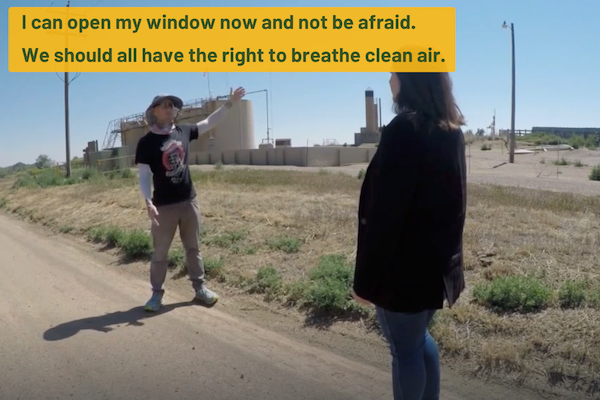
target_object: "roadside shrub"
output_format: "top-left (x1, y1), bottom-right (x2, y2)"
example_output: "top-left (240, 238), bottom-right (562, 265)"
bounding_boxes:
top-left (12, 174), bottom-right (39, 189)
top-left (86, 226), bottom-right (109, 243)
top-left (80, 168), bottom-right (101, 180)
top-left (552, 157), bottom-right (569, 166)
top-left (587, 289), bottom-right (600, 309)
top-left (284, 281), bottom-right (311, 306)
top-left (304, 254), bottom-right (358, 314)
top-left (86, 226), bottom-right (126, 247)
top-left (266, 236), bottom-right (301, 254)
top-left (558, 279), bottom-right (589, 309)
top-left (203, 230), bottom-right (247, 248)
top-left (589, 165), bottom-right (600, 181)
top-left (105, 227), bottom-right (126, 247)
top-left (168, 248), bottom-right (185, 269)
top-left (584, 134), bottom-right (599, 150)
top-left (36, 169), bottom-right (65, 187)
top-left (248, 266), bottom-right (283, 300)
top-left (120, 229), bottom-right (153, 259)
top-left (119, 168), bottom-right (134, 179)
top-left (204, 256), bottom-right (225, 279)
top-left (11, 167), bottom-right (133, 189)
top-left (472, 275), bottom-right (553, 313)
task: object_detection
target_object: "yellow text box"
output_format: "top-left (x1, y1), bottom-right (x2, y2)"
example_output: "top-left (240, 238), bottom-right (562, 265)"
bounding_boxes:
top-left (8, 7), bottom-right (455, 73)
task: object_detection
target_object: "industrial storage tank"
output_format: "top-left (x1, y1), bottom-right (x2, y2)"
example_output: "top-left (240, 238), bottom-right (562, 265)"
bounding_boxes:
top-left (121, 123), bottom-right (149, 157)
top-left (211, 99), bottom-right (255, 153)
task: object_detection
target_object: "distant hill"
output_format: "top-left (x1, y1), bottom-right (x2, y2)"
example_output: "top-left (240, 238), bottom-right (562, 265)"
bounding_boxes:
top-left (0, 162), bottom-right (34, 178)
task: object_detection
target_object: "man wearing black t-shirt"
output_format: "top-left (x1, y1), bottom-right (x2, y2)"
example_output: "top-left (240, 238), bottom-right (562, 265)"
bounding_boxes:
top-left (135, 87), bottom-right (246, 311)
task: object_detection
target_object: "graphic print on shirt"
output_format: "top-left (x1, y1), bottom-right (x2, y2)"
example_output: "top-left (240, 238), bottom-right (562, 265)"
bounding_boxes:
top-left (160, 139), bottom-right (186, 184)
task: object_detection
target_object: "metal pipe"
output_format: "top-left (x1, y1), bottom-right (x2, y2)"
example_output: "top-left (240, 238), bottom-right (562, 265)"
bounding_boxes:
top-left (246, 89), bottom-right (271, 144)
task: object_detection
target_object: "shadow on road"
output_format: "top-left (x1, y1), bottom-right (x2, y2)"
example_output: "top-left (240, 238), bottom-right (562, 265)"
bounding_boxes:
top-left (43, 300), bottom-right (201, 341)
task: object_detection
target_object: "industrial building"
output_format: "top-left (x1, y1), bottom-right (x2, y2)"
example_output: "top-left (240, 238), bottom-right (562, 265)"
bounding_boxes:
top-left (90, 89), bottom-right (382, 170)
top-left (354, 88), bottom-right (383, 146)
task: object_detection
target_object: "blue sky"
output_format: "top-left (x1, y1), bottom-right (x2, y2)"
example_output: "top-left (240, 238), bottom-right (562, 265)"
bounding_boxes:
top-left (1, 0), bottom-right (599, 167)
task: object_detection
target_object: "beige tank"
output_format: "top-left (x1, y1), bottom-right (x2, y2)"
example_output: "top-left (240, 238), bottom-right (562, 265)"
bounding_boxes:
top-left (210, 99), bottom-right (255, 152)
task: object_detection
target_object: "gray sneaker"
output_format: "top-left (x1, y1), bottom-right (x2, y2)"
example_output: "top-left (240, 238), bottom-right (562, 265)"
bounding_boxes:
top-left (144, 291), bottom-right (164, 312)
top-left (195, 286), bottom-right (219, 305)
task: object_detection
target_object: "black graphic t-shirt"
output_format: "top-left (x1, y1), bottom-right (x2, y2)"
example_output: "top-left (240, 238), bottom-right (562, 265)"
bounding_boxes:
top-left (134, 123), bottom-right (199, 207)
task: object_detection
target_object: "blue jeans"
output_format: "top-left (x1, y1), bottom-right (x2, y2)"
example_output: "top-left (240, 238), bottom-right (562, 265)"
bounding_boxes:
top-left (376, 307), bottom-right (440, 400)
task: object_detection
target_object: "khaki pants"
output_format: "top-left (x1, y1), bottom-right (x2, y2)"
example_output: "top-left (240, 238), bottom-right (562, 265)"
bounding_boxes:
top-left (150, 197), bottom-right (205, 292)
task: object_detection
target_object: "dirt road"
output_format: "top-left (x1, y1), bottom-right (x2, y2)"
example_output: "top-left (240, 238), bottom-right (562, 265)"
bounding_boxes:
top-left (0, 213), bottom-right (561, 400)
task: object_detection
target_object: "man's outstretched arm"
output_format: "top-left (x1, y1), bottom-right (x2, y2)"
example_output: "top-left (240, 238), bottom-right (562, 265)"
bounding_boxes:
top-left (195, 87), bottom-right (247, 136)
top-left (196, 100), bottom-right (233, 136)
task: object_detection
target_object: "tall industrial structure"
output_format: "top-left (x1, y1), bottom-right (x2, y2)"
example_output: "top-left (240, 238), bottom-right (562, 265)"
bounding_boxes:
top-left (101, 96), bottom-right (255, 158)
top-left (354, 88), bottom-right (382, 146)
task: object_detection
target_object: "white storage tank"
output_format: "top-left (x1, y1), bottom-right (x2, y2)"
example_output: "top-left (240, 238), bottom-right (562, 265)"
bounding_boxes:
top-left (211, 99), bottom-right (255, 152)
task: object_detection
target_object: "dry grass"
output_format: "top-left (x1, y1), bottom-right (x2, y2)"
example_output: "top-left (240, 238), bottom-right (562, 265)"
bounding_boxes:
top-left (435, 184), bottom-right (600, 394)
top-left (1, 166), bottom-right (600, 396)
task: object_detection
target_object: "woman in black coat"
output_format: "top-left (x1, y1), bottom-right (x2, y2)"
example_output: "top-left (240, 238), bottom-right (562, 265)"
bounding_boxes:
top-left (352, 72), bottom-right (467, 400)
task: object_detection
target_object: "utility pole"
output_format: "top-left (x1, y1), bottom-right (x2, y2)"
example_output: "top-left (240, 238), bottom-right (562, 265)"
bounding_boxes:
top-left (47, 1), bottom-right (86, 178)
top-left (503, 21), bottom-right (516, 163)
top-left (64, 3), bottom-right (71, 178)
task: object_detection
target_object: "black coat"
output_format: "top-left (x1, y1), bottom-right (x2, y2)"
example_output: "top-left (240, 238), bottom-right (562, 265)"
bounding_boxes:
top-left (353, 113), bottom-right (467, 313)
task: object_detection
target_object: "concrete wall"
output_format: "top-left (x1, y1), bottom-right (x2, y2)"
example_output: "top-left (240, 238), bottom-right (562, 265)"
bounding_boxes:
top-left (222, 150), bottom-right (237, 164)
top-left (340, 147), bottom-right (371, 165)
top-left (270, 148), bottom-right (285, 165)
top-left (91, 145), bottom-right (376, 171)
top-left (236, 150), bottom-right (251, 165)
top-left (195, 152), bottom-right (210, 164)
top-left (367, 148), bottom-right (377, 162)
top-left (210, 152), bottom-right (222, 164)
top-left (312, 147), bottom-right (342, 167)
top-left (185, 146), bottom-right (376, 167)
top-left (285, 147), bottom-right (308, 166)
top-left (250, 149), bottom-right (268, 165)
